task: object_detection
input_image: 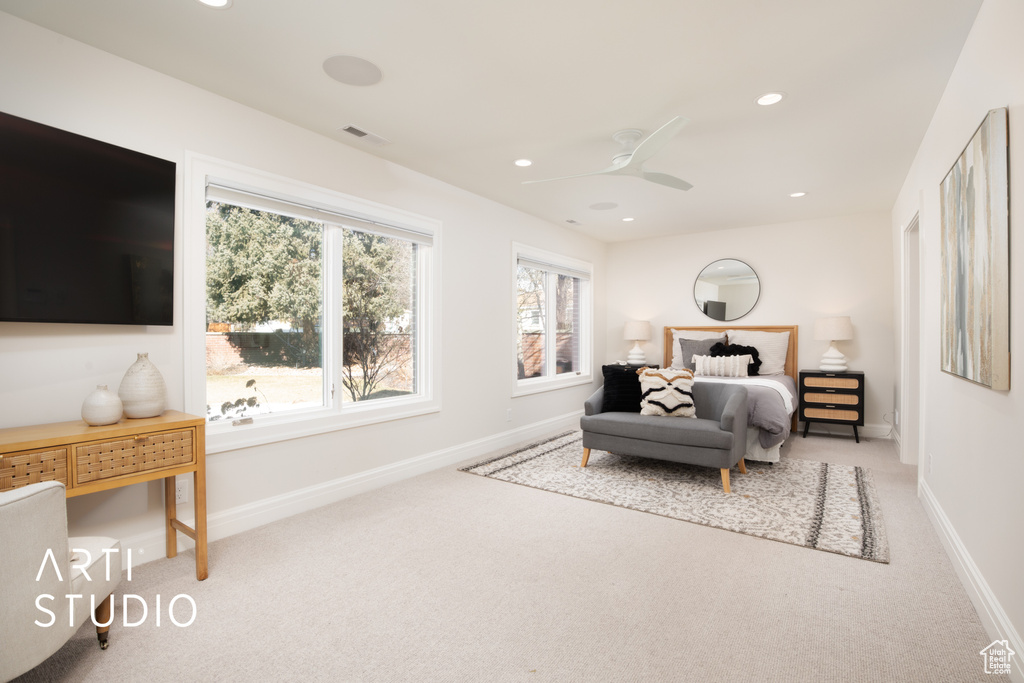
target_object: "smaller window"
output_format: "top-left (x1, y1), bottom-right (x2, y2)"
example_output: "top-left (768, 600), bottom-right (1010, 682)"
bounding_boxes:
top-left (514, 244), bottom-right (592, 395)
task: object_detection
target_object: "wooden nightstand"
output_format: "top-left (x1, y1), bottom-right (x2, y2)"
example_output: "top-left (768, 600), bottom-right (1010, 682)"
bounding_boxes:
top-left (799, 370), bottom-right (865, 443)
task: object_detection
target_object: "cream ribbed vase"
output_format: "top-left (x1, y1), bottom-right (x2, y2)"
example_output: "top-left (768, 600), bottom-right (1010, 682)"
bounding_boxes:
top-left (81, 385), bottom-right (123, 426)
top-left (118, 353), bottom-right (166, 418)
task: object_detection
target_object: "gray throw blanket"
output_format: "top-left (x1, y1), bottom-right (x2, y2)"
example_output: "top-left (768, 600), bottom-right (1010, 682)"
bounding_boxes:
top-left (695, 376), bottom-right (796, 448)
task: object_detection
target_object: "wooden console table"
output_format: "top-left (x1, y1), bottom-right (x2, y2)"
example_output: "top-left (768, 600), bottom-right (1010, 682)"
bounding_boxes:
top-left (0, 410), bottom-right (208, 580)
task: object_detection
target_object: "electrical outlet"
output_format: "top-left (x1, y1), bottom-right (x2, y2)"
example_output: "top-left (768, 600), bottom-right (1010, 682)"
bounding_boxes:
top-left (927, 452), bottom-right (934, 476)
top-left (175, 477), bottom-right (188, 504)
top-left (894, 410), bottom-right (899, 426)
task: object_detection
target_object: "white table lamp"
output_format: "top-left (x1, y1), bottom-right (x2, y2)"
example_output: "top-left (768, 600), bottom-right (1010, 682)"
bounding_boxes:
top-left (624, 320), bottom-right (651, 365)
top-left (814, 316), bottom-right (853, 372)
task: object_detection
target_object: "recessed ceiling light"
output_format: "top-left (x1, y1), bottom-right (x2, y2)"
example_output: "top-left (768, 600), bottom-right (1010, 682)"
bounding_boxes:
top-left (622, 217), bottom-right (634, 222)
top-left (756, 92), bottom-right (786, 106)
top-left (589, 202), bottom-right (618, 211)
top-left (514, 159), bottom-right (532, 167)
top-left (790, 191), bottom-right (807, 198)
top-left (196, 0), bottom-right (232, 7)
top-left (323, 55), bottom-right (383, 87)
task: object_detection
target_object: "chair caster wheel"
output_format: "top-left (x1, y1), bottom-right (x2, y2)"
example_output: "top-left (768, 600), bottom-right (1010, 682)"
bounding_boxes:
top-left (98, 635), bottom-right (109, 650)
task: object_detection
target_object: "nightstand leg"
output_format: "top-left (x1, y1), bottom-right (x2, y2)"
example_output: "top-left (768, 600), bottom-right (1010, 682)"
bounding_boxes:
top-left (853, 426), bottom-right (860, 444)
top-left (802, 421), bottom-right (810, 438)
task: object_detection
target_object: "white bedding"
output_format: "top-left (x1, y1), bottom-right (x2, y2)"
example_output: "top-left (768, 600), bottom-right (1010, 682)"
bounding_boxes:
top-left (693, 376), bottom-right (795, 414)
top-left (694, 375), bottom-right (796, 463)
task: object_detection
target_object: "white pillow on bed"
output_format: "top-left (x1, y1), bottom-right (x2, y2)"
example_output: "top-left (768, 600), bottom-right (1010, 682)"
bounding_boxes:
top-left (693, 354), bottom-right (752, 378)
top-left (726, 329), bottom-right (790, 376)
top-left (670, 329), bottom-right (727, 369)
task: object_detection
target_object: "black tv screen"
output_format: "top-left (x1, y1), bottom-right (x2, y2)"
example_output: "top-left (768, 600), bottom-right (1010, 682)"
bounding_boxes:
top-left (0, 111), bottom-right (176, 326)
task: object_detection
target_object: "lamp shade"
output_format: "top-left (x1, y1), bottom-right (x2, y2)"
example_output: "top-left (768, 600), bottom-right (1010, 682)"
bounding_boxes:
top-left (813, 316), bottom-right (853, 341)
top-left (623, 320), bottom-right (651, 341)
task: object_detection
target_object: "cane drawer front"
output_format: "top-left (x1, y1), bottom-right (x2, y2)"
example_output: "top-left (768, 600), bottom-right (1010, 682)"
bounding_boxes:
top-left (799, 371), bottom-right (864, 427)
top-left (75, 428), bottom-right (195, 485)
top-left (0, 447), bottom-right (69, 492)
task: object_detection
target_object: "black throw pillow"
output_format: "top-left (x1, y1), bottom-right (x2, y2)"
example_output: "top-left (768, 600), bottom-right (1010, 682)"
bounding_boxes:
top-left (709, 342), bottom-right (762, 376)
top-left (601, 364), bottom-right (651, 412)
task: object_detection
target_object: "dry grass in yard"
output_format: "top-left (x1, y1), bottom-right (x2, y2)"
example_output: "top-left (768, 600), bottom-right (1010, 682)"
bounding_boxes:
top-left (206, 371), bottom-right (323, 412)
top-left (206, 367), bottom-right (412, 416)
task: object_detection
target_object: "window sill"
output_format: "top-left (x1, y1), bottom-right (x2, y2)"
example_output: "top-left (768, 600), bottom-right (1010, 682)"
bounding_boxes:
top-left (512, 373), bottom-right (593, 398)
top-left (205, 396), bottom-right (441, 454)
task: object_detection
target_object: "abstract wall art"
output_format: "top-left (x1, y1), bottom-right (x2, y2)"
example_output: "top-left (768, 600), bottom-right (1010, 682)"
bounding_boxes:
top-left (940, 107), bottom-right (1010, 390)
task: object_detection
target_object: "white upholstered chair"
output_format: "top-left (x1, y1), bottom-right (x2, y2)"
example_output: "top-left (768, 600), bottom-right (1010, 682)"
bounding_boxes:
top-left (0, 481), bottom-right (122, 681)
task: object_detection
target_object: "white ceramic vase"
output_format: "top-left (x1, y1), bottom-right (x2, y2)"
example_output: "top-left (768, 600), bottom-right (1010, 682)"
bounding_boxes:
top-left (118, 353), bottom-right (166, 418)
top-left (81, 385), bottom-right (123, 426)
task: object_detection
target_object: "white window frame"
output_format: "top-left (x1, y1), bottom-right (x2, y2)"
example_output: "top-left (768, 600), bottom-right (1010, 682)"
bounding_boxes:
top-left (512, 242), bottom-right (592, 397)
top-left (184, 153), bottom-right (441, 453)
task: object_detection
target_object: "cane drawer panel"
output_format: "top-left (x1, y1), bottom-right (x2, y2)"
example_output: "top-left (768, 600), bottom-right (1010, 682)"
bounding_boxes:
top-left (75, 429), bottom-right (195, 484)
top-left (803, 376), bottom-right (860, 390)
top-left (0, 447), bottom-right (69, 491)
top-left (804, 392), bottom-right (860, 406)
top-left (804, 407), bottom-right (860, 422)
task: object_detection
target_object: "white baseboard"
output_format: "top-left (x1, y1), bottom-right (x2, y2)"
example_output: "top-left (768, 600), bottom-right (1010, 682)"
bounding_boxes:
top-left (918, 478), bottom-right (1024, 683)
top-left (799, 421), bottom-right (891, 440)
top-left (121, 410), bottom-right (582, 570)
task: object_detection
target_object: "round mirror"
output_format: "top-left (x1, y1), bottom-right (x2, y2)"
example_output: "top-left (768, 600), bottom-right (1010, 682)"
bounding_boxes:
top-left (694, 259), bottom-right (760, 321)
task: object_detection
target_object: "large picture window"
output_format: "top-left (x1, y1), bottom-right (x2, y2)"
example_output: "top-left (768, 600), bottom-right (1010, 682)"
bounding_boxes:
top-left (185, 157), bottom-right (439, 450)
top-left (514, 245), bottom-right (591, 394)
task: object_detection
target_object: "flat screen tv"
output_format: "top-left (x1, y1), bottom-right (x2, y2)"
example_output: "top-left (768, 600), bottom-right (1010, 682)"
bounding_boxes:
top-left (0, 111), bottom-right (176, 326)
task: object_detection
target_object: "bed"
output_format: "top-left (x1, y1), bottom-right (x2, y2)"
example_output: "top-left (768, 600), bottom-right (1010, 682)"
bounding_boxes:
top-left (662, 325), bottom-right (799, 463)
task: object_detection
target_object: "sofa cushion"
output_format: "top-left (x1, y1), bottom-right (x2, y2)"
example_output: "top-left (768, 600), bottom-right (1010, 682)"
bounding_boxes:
top-left (676, 336), bottom-right (726, 372)
top-left (709, 341), bottom-right (762, 375)
top-left (637, 368), bottom-right (696, 417)
top-left (600, 364), bottom-right (650, 413)
top-left (693, 353), bottom-right (753, 377)
top-left (726, 329), bottom-right (790, 376)
top-left (580, 412), bottom-right (733, 450)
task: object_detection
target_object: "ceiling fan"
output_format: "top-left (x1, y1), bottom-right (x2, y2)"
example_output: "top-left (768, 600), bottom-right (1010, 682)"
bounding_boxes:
top-left (523, 115), bottom-right (693, 191)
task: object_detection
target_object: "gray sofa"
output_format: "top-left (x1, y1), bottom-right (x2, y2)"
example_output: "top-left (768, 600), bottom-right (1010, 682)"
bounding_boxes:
top-left (579, 382), bottom-right (749, 493)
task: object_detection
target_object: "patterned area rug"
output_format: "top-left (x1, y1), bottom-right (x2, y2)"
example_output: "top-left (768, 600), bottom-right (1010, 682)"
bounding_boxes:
top-left (461, 431), bottom-right (889, 563)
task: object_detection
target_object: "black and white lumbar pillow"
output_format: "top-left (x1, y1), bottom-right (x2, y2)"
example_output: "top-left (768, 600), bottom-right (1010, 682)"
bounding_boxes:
top-left (637, 367), bottom-right (696, 417)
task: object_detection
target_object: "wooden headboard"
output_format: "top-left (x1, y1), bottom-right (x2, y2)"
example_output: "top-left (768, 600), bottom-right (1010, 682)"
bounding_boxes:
top-left (664, 325), bottom-right (800, 430)
top-left (662, 325), bottom-right (799, 378)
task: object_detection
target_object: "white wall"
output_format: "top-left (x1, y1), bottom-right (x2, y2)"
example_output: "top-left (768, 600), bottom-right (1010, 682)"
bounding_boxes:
top-left (607, 212), bottom-right (895, 437)
top-left (0, 14), bottom-right (606, 547)
top-left (892, 0), bottom-right (1023, 658)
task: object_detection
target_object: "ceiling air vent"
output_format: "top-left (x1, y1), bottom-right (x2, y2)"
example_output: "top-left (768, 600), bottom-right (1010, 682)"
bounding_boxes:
top-left (339, 125), bottom-right (390, 147)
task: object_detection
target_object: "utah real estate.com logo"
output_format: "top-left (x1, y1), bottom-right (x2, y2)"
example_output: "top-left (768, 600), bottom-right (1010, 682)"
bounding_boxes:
top-left (980, 640), bottom-right (1016, 676)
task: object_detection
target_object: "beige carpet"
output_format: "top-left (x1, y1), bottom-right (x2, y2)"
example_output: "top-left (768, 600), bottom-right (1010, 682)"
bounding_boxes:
top-left (14, 434), bottom-right (994, 682)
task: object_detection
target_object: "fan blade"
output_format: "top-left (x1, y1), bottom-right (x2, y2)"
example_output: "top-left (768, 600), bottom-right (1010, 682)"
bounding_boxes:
top-left (522, 163), bottom-right (623, 185)
top-left (623, 116), bottom-right (690, 169)
top-left (642, 171), bottom-right (693, 191)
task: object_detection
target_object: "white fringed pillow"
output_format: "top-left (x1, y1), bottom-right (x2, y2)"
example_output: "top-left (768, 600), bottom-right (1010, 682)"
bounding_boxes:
top-left (693, 354), bottom-right (753, 378)
top-left (637, 367), bottom-right (696, 417)
top-left (726, 329), bottom-right (790, 376)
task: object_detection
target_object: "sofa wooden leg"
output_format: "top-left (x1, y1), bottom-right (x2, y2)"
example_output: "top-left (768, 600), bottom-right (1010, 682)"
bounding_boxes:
top-left (720, 468), bottom-right (731, 493)
top-left (581, 448), bottom-right (590, 468)
top-left (94, 593), bottom-right (113, 650)
top-left (738, 458), bottom-right (747, 474)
